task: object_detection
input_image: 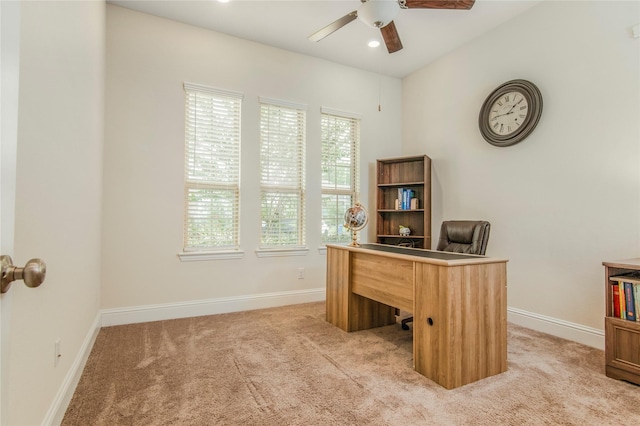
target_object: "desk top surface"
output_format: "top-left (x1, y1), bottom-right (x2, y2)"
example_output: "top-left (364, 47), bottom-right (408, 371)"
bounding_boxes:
top-left (359, 244), bottom-right (479, 260)
top-left (327, 243), bottom-right (508, 266)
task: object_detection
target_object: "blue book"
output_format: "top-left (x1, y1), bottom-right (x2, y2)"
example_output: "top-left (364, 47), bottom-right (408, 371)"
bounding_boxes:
top-left (624, 282), bottom-right (636, 321)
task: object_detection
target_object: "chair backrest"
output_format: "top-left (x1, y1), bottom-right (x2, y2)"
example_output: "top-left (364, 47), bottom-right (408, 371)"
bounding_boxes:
top-left (436, 220), bottom-right (490, 255)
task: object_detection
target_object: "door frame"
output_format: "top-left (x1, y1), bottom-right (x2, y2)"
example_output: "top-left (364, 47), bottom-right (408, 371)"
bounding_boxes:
top-left (0, 1), bottom-right (22, 423)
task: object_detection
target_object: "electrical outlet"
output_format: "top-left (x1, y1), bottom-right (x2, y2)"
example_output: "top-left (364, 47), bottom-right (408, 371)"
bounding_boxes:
top-left (298, 267), bottom-right (305, 279)
top-left (54, 339), bottom-right (61, 367)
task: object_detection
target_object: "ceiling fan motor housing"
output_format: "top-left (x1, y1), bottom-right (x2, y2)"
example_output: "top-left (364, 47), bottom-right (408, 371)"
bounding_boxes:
top-left (358, 0), bottom-right (400, 28)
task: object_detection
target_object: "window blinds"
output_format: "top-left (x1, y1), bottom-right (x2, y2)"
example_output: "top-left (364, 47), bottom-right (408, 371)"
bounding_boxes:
top-left (320, 108), bottom-right (360, 244)
top-left (259, 99), bottom-right (306, 248)
top-left (183, 83), bottom-right (242, 251)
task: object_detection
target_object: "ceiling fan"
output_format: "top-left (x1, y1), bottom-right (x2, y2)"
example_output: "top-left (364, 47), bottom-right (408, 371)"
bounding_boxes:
top-left (308, 0), bottom-right (475, 54)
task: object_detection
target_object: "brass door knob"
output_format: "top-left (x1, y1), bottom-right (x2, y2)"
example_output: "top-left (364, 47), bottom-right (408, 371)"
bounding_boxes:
top-left (0, 255), bottom-right (46, 294)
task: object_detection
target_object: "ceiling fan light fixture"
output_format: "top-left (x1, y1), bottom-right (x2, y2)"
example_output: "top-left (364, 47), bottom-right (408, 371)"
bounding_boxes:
top-left (358, 0), bottom-right (400, 29)
top-left (368, 40), bottom-right (381, 48)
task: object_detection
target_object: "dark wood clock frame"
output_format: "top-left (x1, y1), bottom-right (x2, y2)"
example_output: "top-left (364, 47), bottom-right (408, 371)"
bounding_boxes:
top-left (479, 79), bottom-right (543, 147)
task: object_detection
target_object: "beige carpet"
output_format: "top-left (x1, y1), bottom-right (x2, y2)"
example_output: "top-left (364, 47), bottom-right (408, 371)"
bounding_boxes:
top-left (63, 302), bottom-right (639, 425)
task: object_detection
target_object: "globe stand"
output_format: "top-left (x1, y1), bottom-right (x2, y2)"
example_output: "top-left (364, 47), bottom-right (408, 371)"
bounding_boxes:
top-left (349, 229), bottom-right (360, 247)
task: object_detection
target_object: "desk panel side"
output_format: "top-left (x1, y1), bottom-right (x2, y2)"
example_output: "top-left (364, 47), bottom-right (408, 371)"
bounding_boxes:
top-left (326, 247), bottom-right (351, 330)
top-left (414, 261), bottom-right (507, 389)
top-left (326, 246), bottom-right (396, 331)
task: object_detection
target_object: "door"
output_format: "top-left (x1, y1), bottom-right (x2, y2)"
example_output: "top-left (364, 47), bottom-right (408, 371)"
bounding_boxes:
top-left (1, 1), bottom-right (21, 423)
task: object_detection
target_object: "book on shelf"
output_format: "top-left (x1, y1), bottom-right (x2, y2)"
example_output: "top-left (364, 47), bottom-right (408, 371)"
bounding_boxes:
top-left (624, 282), bottom-right (636, 321)
top-left (612, 283), bottom-right (621, 318)
top-left (635, 283), bottom-right (640, 322)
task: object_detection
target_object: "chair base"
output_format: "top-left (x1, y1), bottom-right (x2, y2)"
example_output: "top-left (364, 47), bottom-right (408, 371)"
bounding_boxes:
top-left (401, 316), bottom-right (412, 330)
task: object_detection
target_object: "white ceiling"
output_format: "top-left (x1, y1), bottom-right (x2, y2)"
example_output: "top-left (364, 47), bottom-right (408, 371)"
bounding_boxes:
top-left (108, 0), bottom-right (542, 78)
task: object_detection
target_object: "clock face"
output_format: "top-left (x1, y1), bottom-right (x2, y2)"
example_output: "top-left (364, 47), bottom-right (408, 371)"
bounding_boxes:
top-left (478, 79), bottom-right (543, 147)
top-left (488, 91), bottom-right (529, 136)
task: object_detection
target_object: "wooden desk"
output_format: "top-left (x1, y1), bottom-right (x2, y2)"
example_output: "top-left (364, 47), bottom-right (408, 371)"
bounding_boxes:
top-left (326, 243), bottom-right (508, 389)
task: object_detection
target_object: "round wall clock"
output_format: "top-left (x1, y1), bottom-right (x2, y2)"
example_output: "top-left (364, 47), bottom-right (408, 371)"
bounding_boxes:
top-left (478, 79), bottom-right (543, 147)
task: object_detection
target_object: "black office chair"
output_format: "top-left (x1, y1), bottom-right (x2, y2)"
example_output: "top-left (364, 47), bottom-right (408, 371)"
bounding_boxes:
top-left (400, 220), bottom-right (491, 330)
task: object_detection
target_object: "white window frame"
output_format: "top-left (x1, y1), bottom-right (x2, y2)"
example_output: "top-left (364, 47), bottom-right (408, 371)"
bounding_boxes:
top-left (320, 107), bottom-right (361, 252)
top-left (256, 97), bottom-right (308, 257)
top-left (179, 82), bottom-right (243, 261)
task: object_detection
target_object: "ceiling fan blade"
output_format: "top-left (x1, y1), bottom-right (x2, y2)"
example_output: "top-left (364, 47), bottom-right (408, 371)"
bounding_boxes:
top-left (380, 21), bottom-right (403, 53)
top-left (403, 0), bottom-right (475, 10)
top-left (308, 11), bottom-right (358, 42)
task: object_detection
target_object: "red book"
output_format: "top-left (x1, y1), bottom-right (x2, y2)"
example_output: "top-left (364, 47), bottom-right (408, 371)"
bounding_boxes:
top-left (612, 283), bottom-right (621, 318)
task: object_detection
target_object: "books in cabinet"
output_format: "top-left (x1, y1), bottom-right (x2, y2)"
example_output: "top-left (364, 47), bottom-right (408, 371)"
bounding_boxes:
top-left (610, 275), bottom-right (640, 322)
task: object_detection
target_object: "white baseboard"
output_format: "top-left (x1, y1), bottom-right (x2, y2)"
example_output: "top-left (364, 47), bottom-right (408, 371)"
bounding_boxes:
top-left (101, 287), bottom-right (327, 327)
top-left (44, 312), bottom-right (101, 426)
top-left (507, 307), bottom-right (604, 350)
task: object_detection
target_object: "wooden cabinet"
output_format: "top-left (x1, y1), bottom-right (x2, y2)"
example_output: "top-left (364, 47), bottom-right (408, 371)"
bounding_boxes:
top-left (602, 259), bottom-right (640, 385)
top-left (376, 155), bottom-right (431, 249)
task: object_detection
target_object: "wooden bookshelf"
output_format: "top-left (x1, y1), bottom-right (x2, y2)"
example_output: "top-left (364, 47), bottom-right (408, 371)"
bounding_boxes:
top-left (376, 155), bottom-right (431, 249)
top-left (602, 259), bottom-right (640, 386)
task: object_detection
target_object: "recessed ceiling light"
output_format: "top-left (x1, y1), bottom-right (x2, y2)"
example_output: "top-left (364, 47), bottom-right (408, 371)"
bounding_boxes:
top-left (218, 0), bottom-right (230, 3)
top-left (368, 40), bottom-right (380, 48)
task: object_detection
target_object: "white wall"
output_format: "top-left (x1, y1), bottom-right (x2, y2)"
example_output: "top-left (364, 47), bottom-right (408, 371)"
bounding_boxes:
top-left (9, 1), bottom-right (104, 425)
top-left (403, 0), bottom-right (639, 336)
top-left (102, 5), bottom-right (402, 310)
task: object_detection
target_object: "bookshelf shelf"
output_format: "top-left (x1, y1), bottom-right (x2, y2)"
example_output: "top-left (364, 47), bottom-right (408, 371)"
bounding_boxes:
top-left (377, 234), bottom-right (425, 239)
top-left (378, 181), bottom-right (425, 187)
top-left (377, 209), bottom-right (425, 213)
top-left (376, 155), bottom-right (431, 249)
top-left (602, 259), bottom-right (640, 386)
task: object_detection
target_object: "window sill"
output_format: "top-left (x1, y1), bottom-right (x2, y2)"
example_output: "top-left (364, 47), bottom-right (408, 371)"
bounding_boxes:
top-left (318, 246), bottom-right (327, 255)
top-left (255, 248), bottom-right (309, 258)
top-left (178, 250), bottom-right (245, 262)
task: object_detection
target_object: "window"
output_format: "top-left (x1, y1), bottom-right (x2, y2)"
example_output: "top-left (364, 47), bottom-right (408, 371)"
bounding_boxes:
top-left (259, 98), bottom-right (306, 252)
top-left (321, 108), bottom-right (360, 245)
top-left (182, 82), bottom-right (242, 258)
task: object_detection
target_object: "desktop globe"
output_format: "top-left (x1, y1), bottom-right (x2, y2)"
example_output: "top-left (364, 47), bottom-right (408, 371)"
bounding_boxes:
top-left (343, 202), bottom-right (368, 247)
